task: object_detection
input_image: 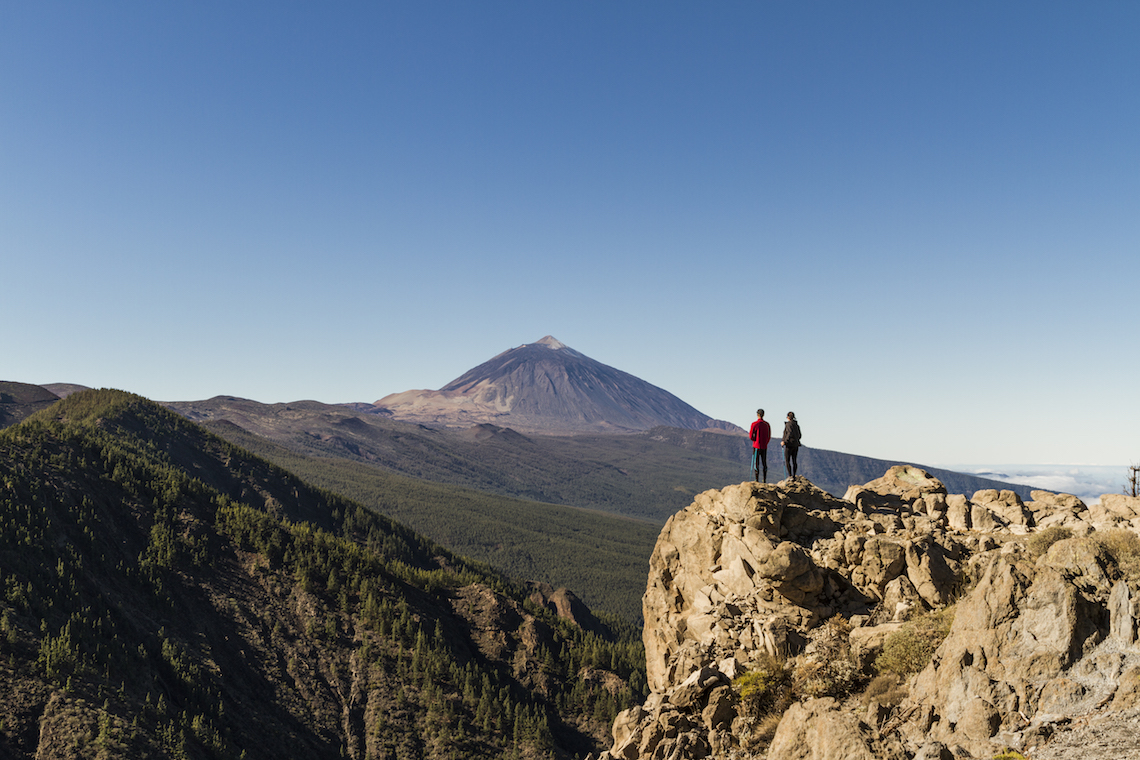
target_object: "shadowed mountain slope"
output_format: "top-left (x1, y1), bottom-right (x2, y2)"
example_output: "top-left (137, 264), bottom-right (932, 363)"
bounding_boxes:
top-left (374, 336), bottom-right (740, 433)
top-left (192, 417), bottom-right (660, 622)
top-left (168, 397), bottom-right (1034, 526)
top-left (0, 381), bottom-right (60, 428)
top-left (0, 390), bottom-right (645, 759)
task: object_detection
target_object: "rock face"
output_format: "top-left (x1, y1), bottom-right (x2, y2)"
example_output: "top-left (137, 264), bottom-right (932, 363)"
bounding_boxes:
top-left (373, 336), bottom-right (739, 434)
top-left (600, 466), bottom-right (1140, 760)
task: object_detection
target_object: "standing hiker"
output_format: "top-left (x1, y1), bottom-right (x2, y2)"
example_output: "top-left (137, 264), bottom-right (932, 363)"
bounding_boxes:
top-left (781, 411), bottom-right (802, 478)
top-left (748, 409), bottom-right (771, 483)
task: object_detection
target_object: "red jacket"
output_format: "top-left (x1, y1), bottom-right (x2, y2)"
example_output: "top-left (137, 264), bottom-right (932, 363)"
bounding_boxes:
top-left (749, 419), bottom-right (771, 449)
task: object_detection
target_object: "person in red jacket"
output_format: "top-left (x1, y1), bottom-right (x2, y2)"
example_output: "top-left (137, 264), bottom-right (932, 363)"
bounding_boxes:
top-left (749, 409), bottom-right (771, 483)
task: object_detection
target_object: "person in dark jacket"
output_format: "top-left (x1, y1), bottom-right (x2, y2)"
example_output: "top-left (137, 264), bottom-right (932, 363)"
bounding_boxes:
top-left (748, 409), bottom-right (771, 482)
top-left (781, 411), bottom-right (802, 478)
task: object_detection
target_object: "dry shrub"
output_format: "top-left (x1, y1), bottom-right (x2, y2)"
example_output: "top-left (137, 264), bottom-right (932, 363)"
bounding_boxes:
top-left (733, 652), bottom-right (791, 716)
top-left (753, 712), bottom-right (784, 746)
top-left (732, 652), bottom-right (792, 753)
top-left (1027, 526), bottom-right (1073, 558)
top-left (861, 673), bottom-right (907, 708)
top-left (1092, 529), bottom-right (1140, 582)
top-left (875, 606), bottom-right (955, 678)
top-left (792, 616), bottom-right (859, 700)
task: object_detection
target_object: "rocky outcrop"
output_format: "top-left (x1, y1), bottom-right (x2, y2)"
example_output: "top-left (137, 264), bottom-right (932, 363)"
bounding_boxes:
top-left (599, 466), bottom-right (1140, 760)
top-left (526, 580), bottom-right (609, 637)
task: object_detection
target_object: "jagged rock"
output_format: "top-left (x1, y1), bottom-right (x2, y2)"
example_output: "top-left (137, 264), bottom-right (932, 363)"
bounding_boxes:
top-left (767, 697), bottom-right (902, 760)
top-left (1111, 666), bottom-right (1140, 710)
top-left (605, 471), bottom-right (1140, 760)
top-left (904, 535), bottom-right (960, 608)
top-left (969, 501), bottom-right (1006, 532)
top-left (879, 575), bottom-right (926, 622)
top-left (642, 480), bottom-right (846, 694)
top-left (612, 705), bottom-right (647, 758)
top-left (921, 492), bottom-right (948, 522)
top-left (860, 466), bottom-right (947, 501)
top-left (973, 488), bottom-right (1032, 527)
top-left (850, 537), bottom-right (906, 600)
top-left (700, 685), bottom-right (737, 731)
top-left (756, 542), bottom-right (824, 604)
top-left (1110, 580), bottom-right (1139, 646)
top-left (902, 536), bottom-right (1140, 757)
top-left (945, 494), bottom-right (971, 531)
top-left (1031, 490), bottom-right (1086, 511)
top-left (1101, 494), bottom-right (1140, 520)
top-left (671, 667), bottom-right (728, 709)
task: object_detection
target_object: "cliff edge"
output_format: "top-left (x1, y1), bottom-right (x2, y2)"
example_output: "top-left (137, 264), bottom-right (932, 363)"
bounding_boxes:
top-left (599, 467), bottom-right (1140, 759)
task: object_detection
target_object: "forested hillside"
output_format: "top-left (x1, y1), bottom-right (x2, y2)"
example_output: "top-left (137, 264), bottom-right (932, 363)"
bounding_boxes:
top-left (0, 390), bottom-right (645, 759)
top-left (167, 398), bottom-right (1033, 528)
top-left (201, 419), bottom-right (658, 622)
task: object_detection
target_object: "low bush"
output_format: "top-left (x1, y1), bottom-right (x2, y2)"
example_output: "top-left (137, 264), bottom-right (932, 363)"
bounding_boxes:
top-left (733, 652), bottom-right (793, 753)
top-left (875, 606), bottom-right (955, 678)
top-left (792, 616), bottom-right (859, 700)
top-left (1093, 529), bottom-right (1140, 582)
top-left (1027, 526), bottom-right (1073, 558)
top-left (734, 652), bottom-right (791, 715)
top-left (861, 673), bottom-right (907, 708)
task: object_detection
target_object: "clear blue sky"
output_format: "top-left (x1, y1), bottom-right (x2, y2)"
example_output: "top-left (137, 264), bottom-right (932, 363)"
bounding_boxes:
top-left (3, 2), bottom-right (1137, 467)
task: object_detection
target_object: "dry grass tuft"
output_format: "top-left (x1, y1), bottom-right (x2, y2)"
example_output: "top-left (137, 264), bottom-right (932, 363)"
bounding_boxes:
top-left (1092, 529), bottom-right (1140, 582)
top-left (1027, 526), bottom-right (1073, 558)
top-left (862, 673), bottom-right (907, 708)
top-left (733, 652), bottom-right (791, 715)
top-left (790, 616), bottom-right (860, 700)
top-left (875, 606), bottom-right (955, 678)
top-left (991, 749), bottom-right (1028, 760)
top-left (732, 652), bottom-right (793, 753)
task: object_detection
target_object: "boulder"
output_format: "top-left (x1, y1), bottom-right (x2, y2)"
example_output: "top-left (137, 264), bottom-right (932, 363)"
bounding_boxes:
top-left (970, 501), bottom-right (1005, 532)
top-left (756, 542), bottom-right (824, 604)
top-left (670, 666), bottom-right (728, 709)
top-left (767, 697), bottom-right (895, 760)
top-left (945, 494), bottom-right (971, 531)
top-left (973, 489), bottom-right (1032, 527)
top-left (861, 466), bottom-right (947, 500)
top-left (1101, 494), bottom-right (1140, 520)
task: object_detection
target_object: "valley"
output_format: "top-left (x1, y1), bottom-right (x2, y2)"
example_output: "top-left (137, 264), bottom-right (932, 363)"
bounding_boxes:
top-left (0, 390), bottom-right (645, 759)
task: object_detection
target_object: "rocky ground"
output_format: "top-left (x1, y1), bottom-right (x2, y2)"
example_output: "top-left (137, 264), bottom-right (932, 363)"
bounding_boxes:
top-left (596, 467), bottom-right (1140, 760)
top-left (1028, 708), bottom-right (1140, 759)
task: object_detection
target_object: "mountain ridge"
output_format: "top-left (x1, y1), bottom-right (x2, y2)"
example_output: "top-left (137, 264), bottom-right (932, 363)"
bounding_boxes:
top-left (164, 395), bottom-right (1036, 521)
top-left (0, 389), bottom-right (645, 758)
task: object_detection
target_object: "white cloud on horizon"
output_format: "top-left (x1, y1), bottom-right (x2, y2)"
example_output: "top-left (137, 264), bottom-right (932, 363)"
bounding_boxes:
top-left (952, 464), bottom-right (1128, 505)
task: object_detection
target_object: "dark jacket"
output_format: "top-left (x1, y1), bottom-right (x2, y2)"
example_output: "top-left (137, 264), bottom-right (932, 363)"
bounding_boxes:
top-left (782, 419), bottom-right (801, 448)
